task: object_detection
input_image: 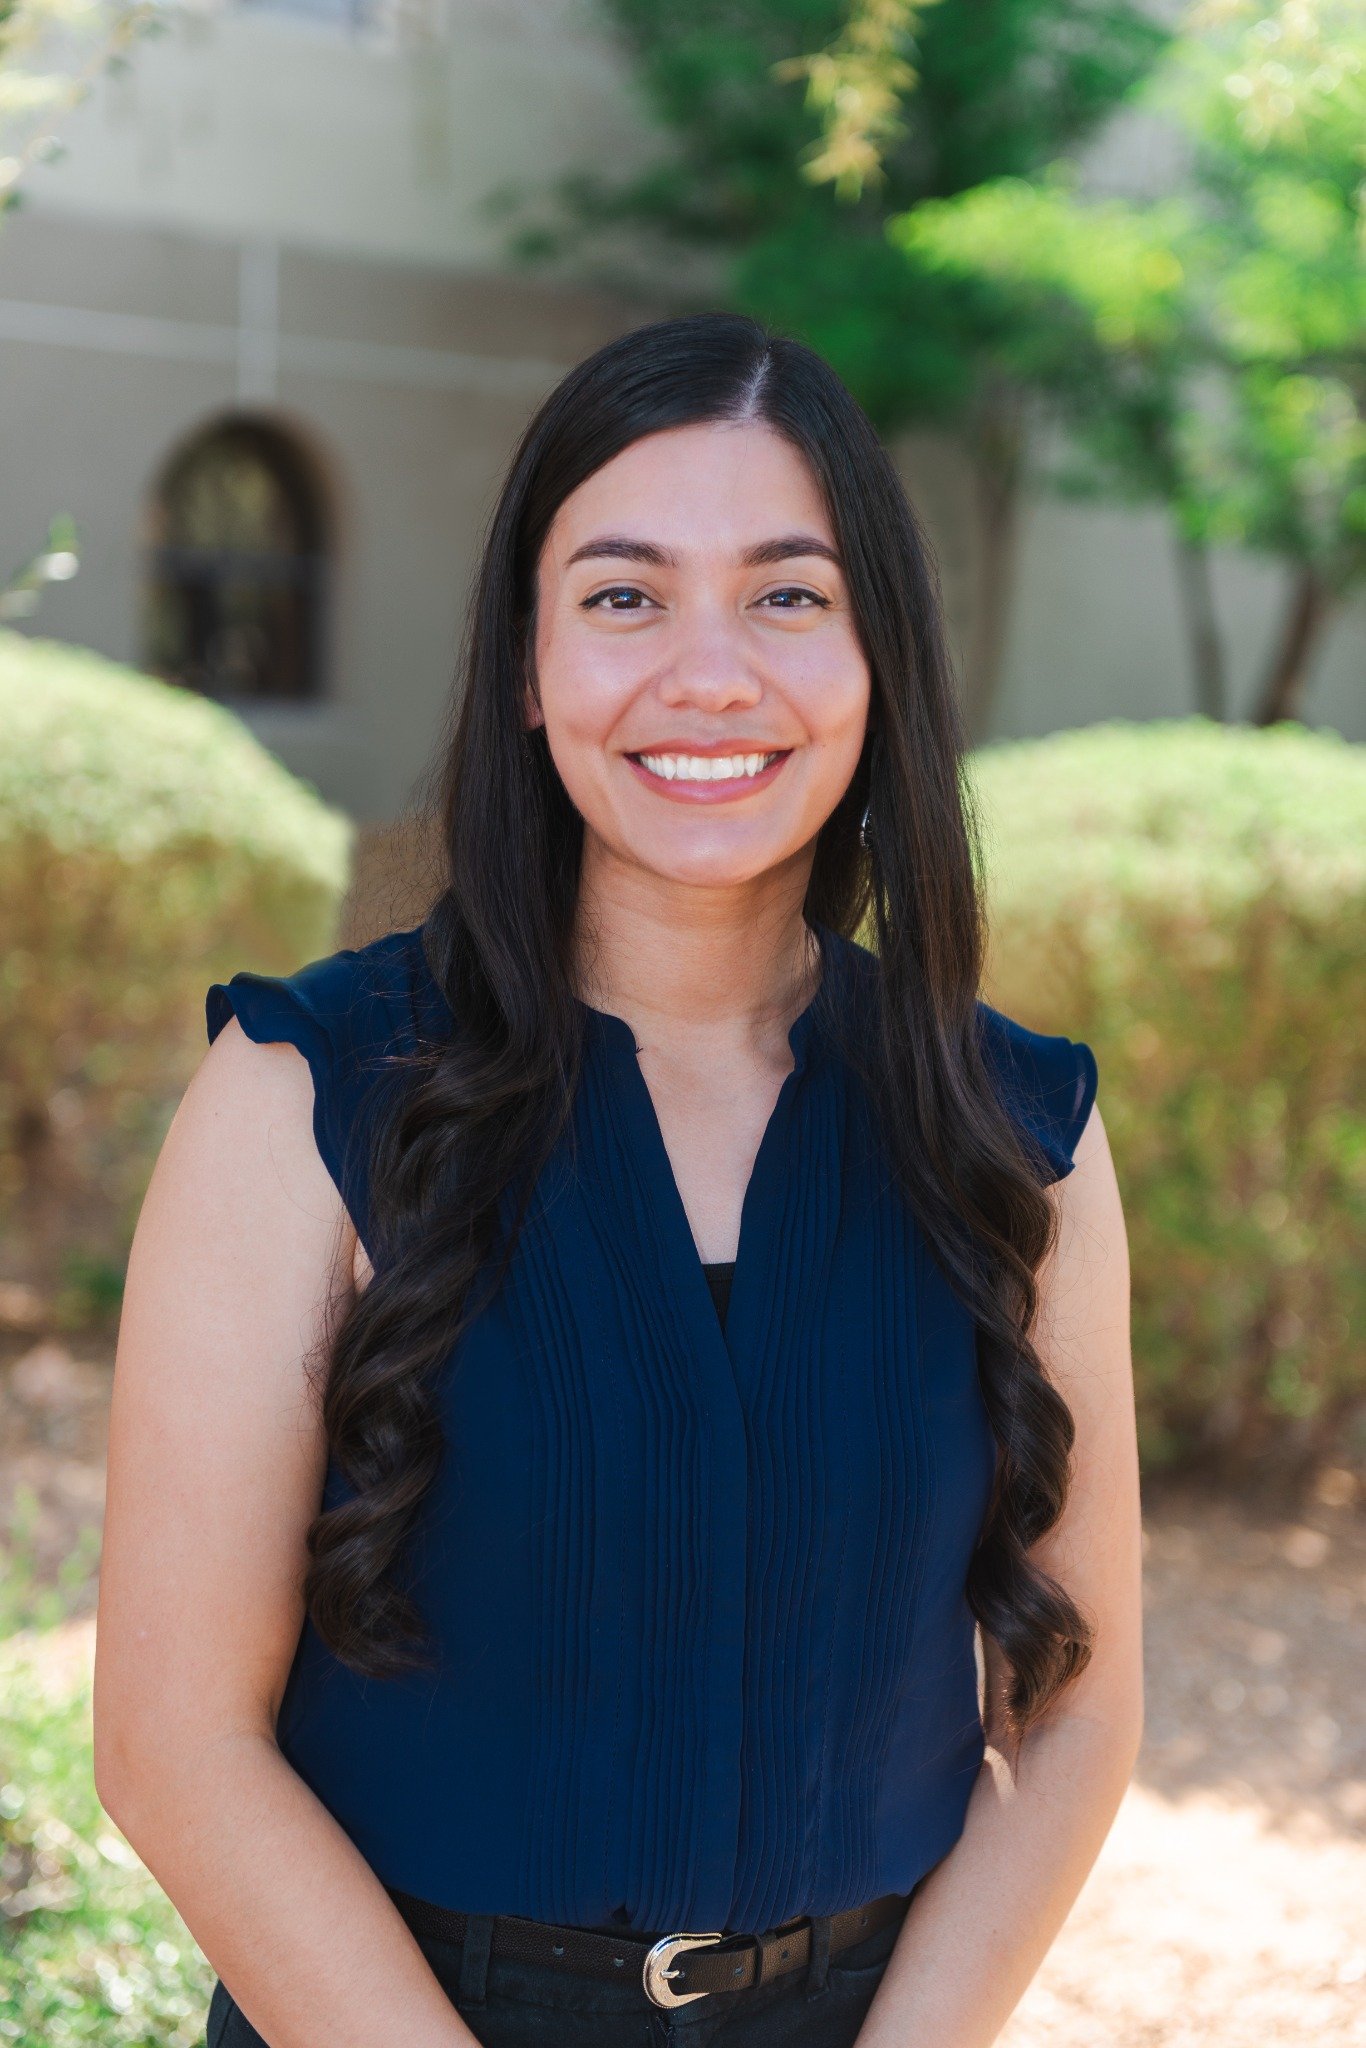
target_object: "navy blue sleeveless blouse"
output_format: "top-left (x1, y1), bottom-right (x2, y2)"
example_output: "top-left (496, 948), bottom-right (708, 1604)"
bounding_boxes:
top-left (205, 920), bottom-right (1097, 1937)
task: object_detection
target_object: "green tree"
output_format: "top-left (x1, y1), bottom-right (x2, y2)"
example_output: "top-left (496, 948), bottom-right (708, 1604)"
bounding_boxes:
top-left (491, 0), bottom-right (1171, 738)
top-left (877, 0), bottom-right (1365, 723)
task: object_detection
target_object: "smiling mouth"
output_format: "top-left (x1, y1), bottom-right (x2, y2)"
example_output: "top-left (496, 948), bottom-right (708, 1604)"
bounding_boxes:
top-left (628, 749), bottom-right (790, 784)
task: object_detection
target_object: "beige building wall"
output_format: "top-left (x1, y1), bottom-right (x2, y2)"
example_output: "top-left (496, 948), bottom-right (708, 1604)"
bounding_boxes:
top-left (14, 0), bottom-right (656, 271)
top-left (1, 0), bottom-right (675, 821)
top-left (0, 206), bottom-right (657, 820)
top-left (1, 0), bottom-right (1359, 833)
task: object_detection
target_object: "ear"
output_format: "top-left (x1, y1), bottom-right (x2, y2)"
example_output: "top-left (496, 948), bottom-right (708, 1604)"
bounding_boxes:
top-left (518, 632), bottom-right (544, 732)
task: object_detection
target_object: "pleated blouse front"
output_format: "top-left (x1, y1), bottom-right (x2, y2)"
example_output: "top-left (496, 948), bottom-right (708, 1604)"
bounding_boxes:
top-left (205, 919), bottom-right (1098, 1939)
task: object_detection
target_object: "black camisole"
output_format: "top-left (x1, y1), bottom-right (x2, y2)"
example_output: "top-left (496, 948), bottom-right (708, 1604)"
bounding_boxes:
top-left (701, 1258), bottom-right (735, 1331)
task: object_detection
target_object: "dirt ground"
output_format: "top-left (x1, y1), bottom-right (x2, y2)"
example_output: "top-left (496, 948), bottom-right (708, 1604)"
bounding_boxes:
top-left (2, 1330), bottom-right (1364, 2046)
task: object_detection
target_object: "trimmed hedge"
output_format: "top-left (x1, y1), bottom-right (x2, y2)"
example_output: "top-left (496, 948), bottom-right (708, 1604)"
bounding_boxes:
top-left (967, 715), bottom-right (1365, 1490)
top-left (0, 628), bottom-right (353, 1311)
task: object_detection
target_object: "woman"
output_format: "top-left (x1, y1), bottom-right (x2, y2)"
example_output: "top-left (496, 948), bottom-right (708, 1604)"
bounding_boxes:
top-left (94, 312), bottom-right (1142, 2048)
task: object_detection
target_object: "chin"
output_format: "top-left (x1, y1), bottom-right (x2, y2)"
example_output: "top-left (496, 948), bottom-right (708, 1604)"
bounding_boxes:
top-left (627, 849), bottom-right (793, 888)
top-left (618, 831), bottom-right (778, 888)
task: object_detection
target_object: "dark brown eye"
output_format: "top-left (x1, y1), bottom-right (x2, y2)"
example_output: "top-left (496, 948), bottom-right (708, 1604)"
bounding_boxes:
top-left (582, 586), bottom-right (651, 611)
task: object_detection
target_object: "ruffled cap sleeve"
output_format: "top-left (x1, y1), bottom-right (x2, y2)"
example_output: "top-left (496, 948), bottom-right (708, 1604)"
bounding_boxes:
top-left (975, 1000), bottom-right (1099, 1184)
top-left (205, 949), bottom-right (365, 1243)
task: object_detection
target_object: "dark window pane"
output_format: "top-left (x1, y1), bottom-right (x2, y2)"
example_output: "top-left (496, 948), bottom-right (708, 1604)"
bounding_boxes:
top-left (144, 417), bottom-right (328, 705)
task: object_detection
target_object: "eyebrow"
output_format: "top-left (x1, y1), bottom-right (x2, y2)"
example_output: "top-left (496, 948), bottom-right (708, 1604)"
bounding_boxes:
top-left (563, 532), bottom-right (844, 571)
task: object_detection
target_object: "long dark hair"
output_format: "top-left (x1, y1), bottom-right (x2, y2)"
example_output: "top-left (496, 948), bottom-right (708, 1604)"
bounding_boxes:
top-left (304, 310), bottom-right (1093, 1741)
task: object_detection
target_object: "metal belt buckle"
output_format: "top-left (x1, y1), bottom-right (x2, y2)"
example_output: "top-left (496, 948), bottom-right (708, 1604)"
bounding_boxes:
top-left (642, 1929), bottom-right (726, 2008)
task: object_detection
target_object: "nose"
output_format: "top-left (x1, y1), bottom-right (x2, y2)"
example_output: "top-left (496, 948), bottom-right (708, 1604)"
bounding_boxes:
top-left (653, 609), bottom-right (765, 711)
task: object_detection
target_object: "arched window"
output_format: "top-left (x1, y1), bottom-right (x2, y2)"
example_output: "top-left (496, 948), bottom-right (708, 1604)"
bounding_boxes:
top-left (143, 415), bottom-right (330, 704)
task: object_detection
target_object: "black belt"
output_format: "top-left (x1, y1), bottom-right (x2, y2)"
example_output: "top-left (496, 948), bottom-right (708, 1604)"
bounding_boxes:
top-left (387, 1884), bottom-right (913, 2010)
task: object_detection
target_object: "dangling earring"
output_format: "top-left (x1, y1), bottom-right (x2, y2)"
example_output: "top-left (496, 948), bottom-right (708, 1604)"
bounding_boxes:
top-left (860, 727), bottom-right (879, 851)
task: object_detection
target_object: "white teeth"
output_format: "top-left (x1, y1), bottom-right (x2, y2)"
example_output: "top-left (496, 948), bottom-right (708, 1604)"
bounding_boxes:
top-left (636, 751), bottom-right (781, 782)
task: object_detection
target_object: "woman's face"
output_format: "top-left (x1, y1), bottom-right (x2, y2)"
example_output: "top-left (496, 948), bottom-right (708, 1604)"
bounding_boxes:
top-left (527, 419), bottom-right (872, 895)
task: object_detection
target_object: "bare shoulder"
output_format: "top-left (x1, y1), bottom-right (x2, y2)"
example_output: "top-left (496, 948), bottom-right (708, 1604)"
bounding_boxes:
top-left (192, 1008), bottom-right (350, 1229)
top-left (982, 1099), bottom-right (1144, 1753)
top-left (194, 1009), bottom-right (375, 1288)
top-left (93, 1013), bottom-right (358, 1809)
top-left (1034, 1099), bottom-right (1142, 1736)
top-left (1040, 1097), bottom-right (1130, 1351)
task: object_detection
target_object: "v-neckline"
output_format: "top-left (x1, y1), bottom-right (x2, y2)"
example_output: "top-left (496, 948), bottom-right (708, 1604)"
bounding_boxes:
top-left (412, 912), bottom-right (842, 1375)
top-left (577, 921), bottom-right (835, 1370)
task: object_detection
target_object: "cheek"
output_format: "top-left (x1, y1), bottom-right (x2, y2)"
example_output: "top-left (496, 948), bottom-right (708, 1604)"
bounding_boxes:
top-left (536, 628), bottom-right (637, 753)
top-left (785, 635), bottom-right (872, 744)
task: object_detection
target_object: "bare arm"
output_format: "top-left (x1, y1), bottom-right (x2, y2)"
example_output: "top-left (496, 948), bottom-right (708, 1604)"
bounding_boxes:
top-left (856, 1100), bottom-right (1144, 2048)
top-left (93, 1017), bottom-right (480, 2048)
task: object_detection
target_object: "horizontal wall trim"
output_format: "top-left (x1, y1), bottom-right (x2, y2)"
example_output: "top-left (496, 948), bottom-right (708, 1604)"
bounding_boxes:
top-left (0, 295), bottom-right (570, 397)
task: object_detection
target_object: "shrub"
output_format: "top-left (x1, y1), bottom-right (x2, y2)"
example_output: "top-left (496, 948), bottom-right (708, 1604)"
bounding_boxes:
top-left (0, 628), bottom-right (353, 1310)
top-left (967, 715), bottom-right (1365, 1493)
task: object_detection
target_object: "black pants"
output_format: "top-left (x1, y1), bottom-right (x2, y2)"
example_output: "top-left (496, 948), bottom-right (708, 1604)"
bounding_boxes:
top-left (203, 1894), bottom-right (912, 2047)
